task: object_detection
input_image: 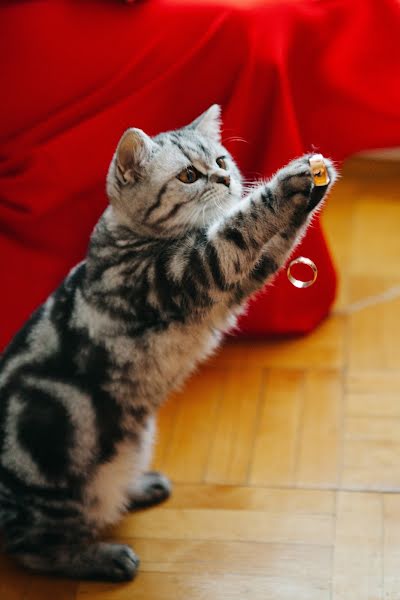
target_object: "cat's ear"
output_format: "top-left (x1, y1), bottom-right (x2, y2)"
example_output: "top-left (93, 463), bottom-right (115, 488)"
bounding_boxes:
top-left (116, 128), bottom-right (155, 184)
top-left (189, 104), bottom-right (222, 142)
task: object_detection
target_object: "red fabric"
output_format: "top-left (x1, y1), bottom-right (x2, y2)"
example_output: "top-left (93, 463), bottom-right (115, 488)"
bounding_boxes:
top-left (0, 0), bottom-right (399, 350)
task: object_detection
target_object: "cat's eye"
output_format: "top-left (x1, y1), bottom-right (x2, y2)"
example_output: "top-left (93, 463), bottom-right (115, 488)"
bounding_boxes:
top-left (177, 166), bottom-right (199, 184)
top-left (216, 157), bottom-right (227, 170)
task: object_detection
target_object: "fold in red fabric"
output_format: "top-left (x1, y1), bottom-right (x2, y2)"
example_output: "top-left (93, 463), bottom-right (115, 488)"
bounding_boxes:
top-left (1, 0), bottom-right (399, 350)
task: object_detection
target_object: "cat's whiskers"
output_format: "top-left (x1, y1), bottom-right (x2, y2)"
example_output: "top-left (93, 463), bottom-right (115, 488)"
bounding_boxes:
top-left (201, 202), bottom-right (208, 228)
top-left (222, 136), bottom-right (248, 144)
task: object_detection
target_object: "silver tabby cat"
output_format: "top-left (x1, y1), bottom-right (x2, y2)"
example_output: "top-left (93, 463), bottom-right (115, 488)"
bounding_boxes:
top-left (0, 106), bottom-right (337, 581)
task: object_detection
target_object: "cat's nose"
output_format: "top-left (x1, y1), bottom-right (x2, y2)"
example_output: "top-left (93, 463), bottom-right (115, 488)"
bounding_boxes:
top-left (215, 175), bottom-right (231, 188)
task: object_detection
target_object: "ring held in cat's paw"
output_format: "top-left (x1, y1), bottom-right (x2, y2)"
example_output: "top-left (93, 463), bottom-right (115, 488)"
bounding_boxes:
top-left (287, 256), bottom-right (318, 289)
top-left (309, 154), bottom-right (330, 187)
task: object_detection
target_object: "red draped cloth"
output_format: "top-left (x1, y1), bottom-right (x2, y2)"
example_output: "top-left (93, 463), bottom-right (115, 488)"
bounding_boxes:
top-left (1, 0), bottom-right (399, 350)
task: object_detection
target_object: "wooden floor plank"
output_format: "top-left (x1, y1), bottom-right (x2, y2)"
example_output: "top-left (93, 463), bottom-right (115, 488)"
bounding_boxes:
top-left (78, 572), bottom-right (330, 600)
top-left (161, 367), bottom-right (224, 483)
top-left (296, 370), bottom-right (342, 488)
top-left (346, 416), bottom-right (400, 442)
top-left (132, 538), bottom-right (332, 580)
top-left (383, 494), bottom-right (400, 598)
top-left (204, 367), bottom-right (264, 484)
top-left (342, 439), bottom-right (400, 492)
top-left (350, 196), bottom-right (400, 279)
top-left (249, 369), bottom-right (304, 486)
top-left (347, 277), bottom-right (400, 372)
top-left (151, 392), bottom-right (180, 472)
top-left (24, 578), bottom-right (78, 600)
top-left (346, 393), bottom-right (400, 418)
top-left (0, 557), bottom-right (32, 600)
top-left (209, 315), bottom-right (346, 370)
top-left (164, 483), bottom-right (335, 513)
top-left (346, 371), bottom-right (400, 396)
top-left (112, 507), bottom-right (334, 546)
top-left (332, 492), bottom-right (383, 600)
top-left (322, 181), bottom-right (358, 309)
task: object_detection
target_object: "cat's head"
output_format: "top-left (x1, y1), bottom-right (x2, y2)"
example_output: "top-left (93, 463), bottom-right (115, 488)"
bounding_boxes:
top-left (106, 105), bottom-right (242, 236)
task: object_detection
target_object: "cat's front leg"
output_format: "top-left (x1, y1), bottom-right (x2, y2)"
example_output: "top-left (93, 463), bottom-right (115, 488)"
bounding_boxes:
top-left (125, 416), bottom-right (171, 511)
top-left (204, 155), bottom-right (336, 291)
top-left (242, 156), bottom-right (337, 293)
top-left (128, 471), bottom-right (172, 511)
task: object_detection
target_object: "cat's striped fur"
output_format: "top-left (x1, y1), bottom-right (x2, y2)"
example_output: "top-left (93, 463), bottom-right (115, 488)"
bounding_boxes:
top-left (0, 105), bottom-right (337, 581)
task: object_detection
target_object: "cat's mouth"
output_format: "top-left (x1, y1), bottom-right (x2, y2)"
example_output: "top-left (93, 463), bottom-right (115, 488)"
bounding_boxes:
top-left (203, 190), bottom-right (239, 223)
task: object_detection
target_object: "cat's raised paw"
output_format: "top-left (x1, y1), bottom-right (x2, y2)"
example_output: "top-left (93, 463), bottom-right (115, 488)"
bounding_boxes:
top-left (275, 154), bottom-right (337, 212)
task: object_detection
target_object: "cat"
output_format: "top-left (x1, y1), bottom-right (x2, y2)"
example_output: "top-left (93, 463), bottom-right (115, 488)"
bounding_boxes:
top-left (0, 105), bottom-right (337, 582)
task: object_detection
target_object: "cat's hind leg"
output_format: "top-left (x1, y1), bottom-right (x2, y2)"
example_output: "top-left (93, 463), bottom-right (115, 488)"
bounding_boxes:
top-left (128, 471), bottom-right (172, 511)
top-left (3, 503), bottom-right (139, 581)
top-left (13, 540), bottom-right (139, 582)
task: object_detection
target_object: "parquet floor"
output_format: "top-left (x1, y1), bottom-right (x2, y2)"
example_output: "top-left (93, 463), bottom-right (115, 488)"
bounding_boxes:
top-left (1, 158), bottom-right (400, 599)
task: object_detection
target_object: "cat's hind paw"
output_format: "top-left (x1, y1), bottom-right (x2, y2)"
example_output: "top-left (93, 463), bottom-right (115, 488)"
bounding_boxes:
top-left (100, 544), bottom-right (140, 582)
top-left (14, 542), bottom-right (140, 582)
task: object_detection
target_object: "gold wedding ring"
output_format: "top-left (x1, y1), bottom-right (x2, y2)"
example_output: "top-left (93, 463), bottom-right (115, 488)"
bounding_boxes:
top-left (287, 256), bottom-right (318, 288)
top-left (309, 154), bottom-right (330, 186)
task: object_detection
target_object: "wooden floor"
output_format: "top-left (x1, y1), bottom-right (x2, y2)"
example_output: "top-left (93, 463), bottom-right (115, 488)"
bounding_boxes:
top-left (2, 158), bottom-right (400, 599)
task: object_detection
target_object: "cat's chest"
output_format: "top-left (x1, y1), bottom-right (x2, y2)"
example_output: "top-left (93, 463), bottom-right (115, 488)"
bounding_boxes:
top-left (104, 304), bottom-right (238, 402)
top-left (143, 306), bottom-right (237, 389)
